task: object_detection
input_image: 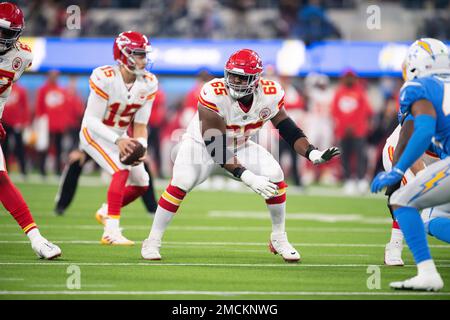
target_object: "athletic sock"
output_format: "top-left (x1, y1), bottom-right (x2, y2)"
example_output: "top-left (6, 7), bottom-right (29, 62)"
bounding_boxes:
top-left (428, 217), bottom-right (450, 244)
top-left (417, 259), bottom-right (439, 277)
top-left (122, 186), bottom-right (149, 207)
top-left (266, 181), bottom-right (287, 234)
top-left (394, 206), bottom-right (431, 264)
top-left (149, 184), bottom-right (186, 240)
top-left (390, 220), bottom-right (404, 245)
top-left (107, 170), bottom-right (129, 220)
top-left (0, 171), bottom-right (37, 234)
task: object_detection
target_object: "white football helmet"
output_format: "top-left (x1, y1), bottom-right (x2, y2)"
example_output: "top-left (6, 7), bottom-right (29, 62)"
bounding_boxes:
top-left (402, 38), bottom-right (450, 81)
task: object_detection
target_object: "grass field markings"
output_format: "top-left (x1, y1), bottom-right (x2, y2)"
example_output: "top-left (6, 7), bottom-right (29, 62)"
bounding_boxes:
top-left (0, 290), bottom-right (449, 297)
top-left (0, 278), bottom-right (24, 281)
top-left (208, 211), bottom-right (391, 224)
top-left (1, 261), bottom-right (450, 268)
top-left (27, 284), bottom-right (115, 288)
top-left (1, 240), bottom-right (449, 249)
top-left (0, 224), bottom-right (391, 233)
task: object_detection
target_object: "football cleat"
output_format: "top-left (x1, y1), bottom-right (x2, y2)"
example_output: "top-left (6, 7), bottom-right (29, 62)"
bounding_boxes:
top-left (268, 232), bottom-right (300, 262)
top-left (390, 273), bottom-right (444, 291)
top-left (101, 228), bottom-right (135, 246)
top-left (95, 203), bottom-right (108, 225)
top-left (141, 238), bottom-right (162, 260)
top-left (31, 238), bottom-right (62, 260)
top-left (384, 242), bottom-right (404, 266)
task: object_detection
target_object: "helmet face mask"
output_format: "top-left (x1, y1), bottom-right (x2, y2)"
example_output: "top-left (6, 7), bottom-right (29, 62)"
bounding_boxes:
top-left (224, 49), bottom-right (263, 100)
top-left (0, 2), bottom-right (25, 53)
top-left (224, 70), bottom-right (259, 99)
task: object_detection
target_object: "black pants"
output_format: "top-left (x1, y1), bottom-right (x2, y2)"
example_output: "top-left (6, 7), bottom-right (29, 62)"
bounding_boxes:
top-left (279, 139), bottom-right (301, 186)
top-left (148, 126), bottom-right (162, 177)
top-left (55, 153), bottom-right (157, 214)
top-left (2, 125), bottom-right (27, 175)
top-left (340, 135), bottom-right (367, 180)
top-left (39, 132), bottom-right (63, 176)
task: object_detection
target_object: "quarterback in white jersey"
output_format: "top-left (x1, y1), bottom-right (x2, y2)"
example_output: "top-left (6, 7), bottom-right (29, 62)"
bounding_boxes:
top-left (79, 31), bottom-right (157, 245)
top-left (142, 49), bottom-right (340, 261)
top-left (0, 2), bottom-right (61, 259)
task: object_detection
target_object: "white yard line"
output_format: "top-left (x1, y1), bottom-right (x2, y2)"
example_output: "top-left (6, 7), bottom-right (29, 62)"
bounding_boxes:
top-left (0, 240), bottom-right (449, 249)
top-left (0, 261), bottom-right (449, 268)
top-left (0, 224), bottom-right (390, 233)
top-left (0, 290), bottom-right (448, 296)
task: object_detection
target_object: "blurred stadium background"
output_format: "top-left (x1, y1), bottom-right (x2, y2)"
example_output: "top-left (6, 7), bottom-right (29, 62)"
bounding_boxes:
top-left (4, 0), bottom-right (450, 194)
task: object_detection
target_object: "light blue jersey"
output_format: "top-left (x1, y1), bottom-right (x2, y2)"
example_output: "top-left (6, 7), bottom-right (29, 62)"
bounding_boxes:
top-left (399, 74), bottom-right (450, 156)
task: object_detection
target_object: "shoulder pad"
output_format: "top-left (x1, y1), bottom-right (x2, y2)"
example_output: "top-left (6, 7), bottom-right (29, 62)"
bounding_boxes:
top-left (259, 78), bottom-right (285, 110)
top-left (198, 78), bottom-right (225, 114)
top-left (399, 80), bottom-right (427, 115)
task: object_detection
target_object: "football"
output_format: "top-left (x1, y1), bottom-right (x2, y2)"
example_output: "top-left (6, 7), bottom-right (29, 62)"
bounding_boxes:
top-left (120, 140), bottom-right (146, 165)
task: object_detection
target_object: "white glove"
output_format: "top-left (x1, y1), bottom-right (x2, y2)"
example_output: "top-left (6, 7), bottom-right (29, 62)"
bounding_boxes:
top-left (308, 147), bottom-right (340, 165)
top-left (241, 170), bottom-right (278, 199)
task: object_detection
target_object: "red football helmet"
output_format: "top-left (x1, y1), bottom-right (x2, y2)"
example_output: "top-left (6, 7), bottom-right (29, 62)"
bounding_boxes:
top-left (113, 31), bottom-right (152, 75)
top-left (224, 49), bottom-right (263, 99)
top-left (0, 2), bottom-right (24, 52)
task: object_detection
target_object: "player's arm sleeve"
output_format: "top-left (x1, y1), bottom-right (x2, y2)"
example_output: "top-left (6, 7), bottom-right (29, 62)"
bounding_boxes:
top-left (395, 114), bottom-right (436, 173)
top-left (83, 91), bottom-right (120, 144)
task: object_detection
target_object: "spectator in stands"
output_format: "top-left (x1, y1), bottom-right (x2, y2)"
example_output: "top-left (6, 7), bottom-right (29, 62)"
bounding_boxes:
top-left (331, 69), bottom-right (373, 194)
top-left (295, 0), bottom-right (341, 44)
top-left (148, 88), bottom-right (167, 178)
top-left (64, 75), bottom-right (85, 151)
top-left (35, 70), bottom-right (68, 177)
top-left (1, 83), bottom-right (30, 177)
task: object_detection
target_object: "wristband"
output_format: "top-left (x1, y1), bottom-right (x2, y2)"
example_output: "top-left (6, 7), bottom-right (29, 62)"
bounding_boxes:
top-left (136, 137), bottom-right (148, 149)
top-left (232, 167), bottom-right (246, 179)
top-left (305, 144), bottom-right (317, 160)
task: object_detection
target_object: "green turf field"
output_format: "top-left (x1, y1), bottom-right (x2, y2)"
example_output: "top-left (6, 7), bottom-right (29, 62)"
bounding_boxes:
top-left (0, 182), bottom-right (449, 300)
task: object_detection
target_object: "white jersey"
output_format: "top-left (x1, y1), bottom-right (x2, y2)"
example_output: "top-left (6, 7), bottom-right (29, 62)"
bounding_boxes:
top-left (81, 65), bottom-right (158, 143)
top-left (0, 41), bottom-right (33, 119)
top-left (185, 77), bottom-right (284, 147)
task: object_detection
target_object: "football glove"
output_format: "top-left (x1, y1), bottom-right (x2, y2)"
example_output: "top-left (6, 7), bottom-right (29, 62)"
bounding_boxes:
top-left (241, 170), bottom-right (278, 199)
top-left (371, 167), bottom-right (404, 193)
top-left (308, 147), bottom-right (340, 165)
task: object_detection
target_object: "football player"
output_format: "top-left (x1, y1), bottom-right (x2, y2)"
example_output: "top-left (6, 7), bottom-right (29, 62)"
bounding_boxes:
top-left (79, 31), bottom-right (158, 245)
top-left (372, 38), bottom-right (450, 291)
top-left (382, 118), bottom-right (450, 266)
top-left (141, 49), bottom-right (339, 261)
top-left (0, 2), bottom-right (61, 259)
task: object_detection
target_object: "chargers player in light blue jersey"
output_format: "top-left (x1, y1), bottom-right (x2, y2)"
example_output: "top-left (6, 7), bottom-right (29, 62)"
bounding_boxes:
top-left (371, 38), bottom-right (450, 291)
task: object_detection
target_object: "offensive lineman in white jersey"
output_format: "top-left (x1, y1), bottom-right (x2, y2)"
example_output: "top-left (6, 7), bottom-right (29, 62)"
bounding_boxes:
top-left (141, 49), bottom-right (340, 261)
top-left (79, 31), bottom-right (158, 245)
top-left (0, 2), bottom-right (61, 259)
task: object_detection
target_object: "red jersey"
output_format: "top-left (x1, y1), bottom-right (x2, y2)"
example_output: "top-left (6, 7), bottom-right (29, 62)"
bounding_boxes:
top-left (64, 87), bottom-right (85, 129)
top-left (331, 83), bottom-right (373, 139)
top-left (2, 83), bottom-right (30, 128)
top-left (35, 82), bottom-right (68, 133)
top-left (148, 89), bottom-right (166, 127)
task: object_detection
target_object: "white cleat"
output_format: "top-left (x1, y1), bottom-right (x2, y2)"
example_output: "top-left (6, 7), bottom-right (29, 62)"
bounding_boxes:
top-left (95, 203), bottom-right (108, 225)
top-left (101, 228), bottom-right (135, 246)
top-left (269, 232), bottom-right (300, 262)
top-left (384, 242), bottom-right (404, 266)
top-left (390, 273), bottom-right (444, 291)
top-left (141, 238), bottom-right (162, 260)
top-left (31, 238), bottom-right (62, 260)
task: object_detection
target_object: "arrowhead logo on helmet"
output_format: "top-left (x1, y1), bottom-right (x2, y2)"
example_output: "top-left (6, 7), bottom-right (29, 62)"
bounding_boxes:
top-left (224, 49), bottom-right (263, 100)
top-left (0, 2), bottom-right (25, 53)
